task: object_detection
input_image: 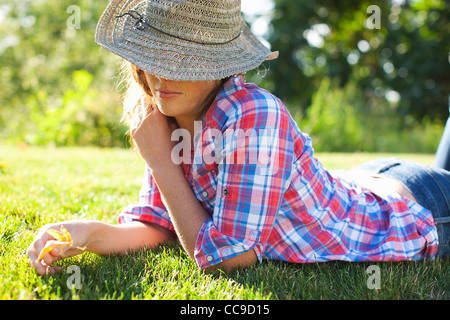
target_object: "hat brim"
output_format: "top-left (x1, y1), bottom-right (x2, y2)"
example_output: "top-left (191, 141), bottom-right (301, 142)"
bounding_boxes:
top-left (95, 0), bottom-right (278, 81)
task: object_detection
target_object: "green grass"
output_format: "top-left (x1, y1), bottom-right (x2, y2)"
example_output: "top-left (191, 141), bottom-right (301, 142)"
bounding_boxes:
top-left (0, 145), bottom-right (449, 300)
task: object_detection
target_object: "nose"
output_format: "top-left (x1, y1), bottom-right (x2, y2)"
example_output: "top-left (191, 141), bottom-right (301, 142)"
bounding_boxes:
top-left (158, 77), bottom-right (175, 84)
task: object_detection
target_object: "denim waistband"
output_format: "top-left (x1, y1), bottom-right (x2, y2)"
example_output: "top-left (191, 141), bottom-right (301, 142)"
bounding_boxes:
top-left (351, 158), bottom-right (450, 257)
top-left (352, 158), bottom-right (450, 219)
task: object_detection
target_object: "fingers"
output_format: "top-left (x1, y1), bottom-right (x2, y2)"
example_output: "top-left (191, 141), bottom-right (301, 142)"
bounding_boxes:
top-left (27, 240), bottom-right (54, 276)
top-left (139, 97), bottom-right (155, 117)
top-left (27, 222), bottom-right (88, 276)
top-left (130, 103), bottom-right (156, 138)
top-left (26, 226), bottom-right (64, 276)
top-left (27, 245), bottom-right (45, 276)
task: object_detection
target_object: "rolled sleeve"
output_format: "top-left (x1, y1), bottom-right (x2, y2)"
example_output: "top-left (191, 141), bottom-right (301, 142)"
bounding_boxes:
top-left (193, 94), bottom-right (294, 269)
top-left (118, 165), bottom-right (175, 233)
top-left (195, 218), bottom-right (265, 268)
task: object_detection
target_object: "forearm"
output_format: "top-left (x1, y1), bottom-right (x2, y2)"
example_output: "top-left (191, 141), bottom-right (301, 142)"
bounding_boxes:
top-left (150, 162), bottom-right (210, 259)
top-left (149, 163), bottom-right (257, 271)
top-left (131, 107), bottom-right (257, 270)
top-left (85, 220), bottom-right (176, 256)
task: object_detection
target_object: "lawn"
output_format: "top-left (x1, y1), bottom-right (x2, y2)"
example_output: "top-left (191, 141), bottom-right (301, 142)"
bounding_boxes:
top-left (0, 145), bottom-right (448, 300)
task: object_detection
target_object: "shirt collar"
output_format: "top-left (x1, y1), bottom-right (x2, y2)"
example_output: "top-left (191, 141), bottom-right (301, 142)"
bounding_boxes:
top-left (198, 75), bottom-right (244, 127)
top-left (216, 75), bottom-right (245, 100)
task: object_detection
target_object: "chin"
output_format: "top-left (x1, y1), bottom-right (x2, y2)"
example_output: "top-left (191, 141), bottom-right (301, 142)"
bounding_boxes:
top-left (157, 104), bottom-right (192, 119)
top-left (155, 104), bottom-right (175, 116)
top-left (160, 109), bottom-right (181, 118)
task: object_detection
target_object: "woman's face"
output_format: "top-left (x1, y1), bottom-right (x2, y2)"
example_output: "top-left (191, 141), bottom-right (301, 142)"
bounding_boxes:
top-left (144, 73), bottom-right (221, 119)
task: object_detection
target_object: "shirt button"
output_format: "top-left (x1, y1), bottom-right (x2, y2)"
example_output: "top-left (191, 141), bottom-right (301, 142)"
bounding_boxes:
top-left (223, 188), bottom-right (229, 196)
top-left (206, 255), bottom-right (213, 262)
top-left (202, 191), bottom-right (208, 197)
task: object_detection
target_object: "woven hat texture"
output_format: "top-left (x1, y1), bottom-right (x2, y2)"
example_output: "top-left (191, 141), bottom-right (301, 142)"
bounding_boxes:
top-left (95, 0), bottom-right (278, 81)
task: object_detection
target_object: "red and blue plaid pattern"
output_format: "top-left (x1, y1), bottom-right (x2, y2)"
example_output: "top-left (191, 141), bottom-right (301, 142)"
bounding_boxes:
top-left (119, 76), bottom-right (438, 269)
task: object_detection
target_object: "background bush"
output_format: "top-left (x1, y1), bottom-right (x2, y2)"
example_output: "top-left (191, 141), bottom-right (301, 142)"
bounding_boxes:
top-left (294, 76), bottom-right (444, 153)
top-left (0, 0), bottom-right (448, 152)
top-left (24, 69), bottom-right (128, 147)
top-left (0, 0), bottom-right (128, 148)
top-left (267, 0), bottom-right (449, 123)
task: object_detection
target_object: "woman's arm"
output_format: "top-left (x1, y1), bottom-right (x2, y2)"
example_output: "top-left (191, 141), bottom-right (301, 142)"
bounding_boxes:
top-left (150, 162), bottom-right (208, 259)
top-left (85, 220), bottom-right (176, 255)
top-left (150, 161), bottom-right (258, 271)
top-left (27, 220), bottom-right (175, 276)
top-left (131, 107), bottom-right (257, 271)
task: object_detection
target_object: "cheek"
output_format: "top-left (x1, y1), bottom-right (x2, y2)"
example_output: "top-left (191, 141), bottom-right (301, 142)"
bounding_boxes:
top-left (144, 74), bottom-right (157, 95)
top-left (190, 82), bottom-right (220, 102)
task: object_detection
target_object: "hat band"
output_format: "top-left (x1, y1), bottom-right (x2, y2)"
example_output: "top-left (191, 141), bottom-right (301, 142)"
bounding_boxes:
top-left (116, 10), bottom-right (242, 46)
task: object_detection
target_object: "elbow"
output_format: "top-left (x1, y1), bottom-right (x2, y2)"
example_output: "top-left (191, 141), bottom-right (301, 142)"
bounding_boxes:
top-left (202, 249), bottom-right (258, 272)
top-left (218, 259), bottom-right (255, 272)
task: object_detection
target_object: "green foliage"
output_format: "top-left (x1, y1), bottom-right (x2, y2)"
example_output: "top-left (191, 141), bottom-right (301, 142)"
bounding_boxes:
top-left (24, 70), bottom-right (128, 147)
top-left (0, 0), bottom-right (448, 152)
top-left (0, 0), bottom-right (127, 147)
top-left (267, 0), bottom-right (450, 122)
top-left (297, 76), bottom-right (444, 153)
top-left (298, 78), bottom-right (365, 152)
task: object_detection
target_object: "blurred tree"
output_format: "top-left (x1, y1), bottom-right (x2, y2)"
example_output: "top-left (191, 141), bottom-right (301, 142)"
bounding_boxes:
top-left (1, 0), bottom-right (447, 151)
top-left (0, 0), bottom-right (126, 146)
top-left (267, 0), bottom-right (450, 122)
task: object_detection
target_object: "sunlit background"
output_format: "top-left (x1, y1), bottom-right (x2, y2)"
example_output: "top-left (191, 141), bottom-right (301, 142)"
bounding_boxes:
top-left (0, 0), bottom-right (448, 153)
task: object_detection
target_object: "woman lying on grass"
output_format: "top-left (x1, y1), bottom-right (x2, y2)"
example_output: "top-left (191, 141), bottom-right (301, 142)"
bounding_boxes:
top-left (28, 0), bottom-right (450, 276)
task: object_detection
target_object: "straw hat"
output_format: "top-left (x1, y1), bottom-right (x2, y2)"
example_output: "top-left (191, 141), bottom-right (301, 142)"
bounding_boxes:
top-left (95, 0), bottom-right (278, 81)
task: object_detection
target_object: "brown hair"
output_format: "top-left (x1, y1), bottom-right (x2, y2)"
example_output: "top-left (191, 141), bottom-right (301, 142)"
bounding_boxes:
top-left (120, 62), bottom-right (152, 130)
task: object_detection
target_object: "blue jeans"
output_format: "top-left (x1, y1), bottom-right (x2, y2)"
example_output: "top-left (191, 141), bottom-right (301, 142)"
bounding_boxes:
top-left (353, 158), bottom-right (450, 259)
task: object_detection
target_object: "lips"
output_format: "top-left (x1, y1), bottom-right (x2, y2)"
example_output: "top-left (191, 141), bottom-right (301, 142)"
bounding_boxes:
top-left (156, 89), bottom-right (182, 99)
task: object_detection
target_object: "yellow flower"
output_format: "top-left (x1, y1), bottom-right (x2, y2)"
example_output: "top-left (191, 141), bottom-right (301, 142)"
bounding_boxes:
top-left (36, 226), bottom-right (73, 263)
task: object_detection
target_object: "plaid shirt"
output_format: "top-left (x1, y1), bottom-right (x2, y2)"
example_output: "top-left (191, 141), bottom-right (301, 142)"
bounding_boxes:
top-left (119, 75), bottom-right (438, 269)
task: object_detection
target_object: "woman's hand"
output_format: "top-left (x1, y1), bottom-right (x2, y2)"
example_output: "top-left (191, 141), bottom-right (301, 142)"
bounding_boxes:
top-left (130, 100), bottom-right (179, 169)
top-left (27, 220), bottom-right (177, 276)
top-left (27, 221), bottom-right (89, 276)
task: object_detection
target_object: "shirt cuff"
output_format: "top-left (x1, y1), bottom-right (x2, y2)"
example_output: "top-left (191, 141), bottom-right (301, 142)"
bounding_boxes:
top-left (194, 218), bottom-right (264, 269)
top-left (117, 204), bottom-right (175, 233)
